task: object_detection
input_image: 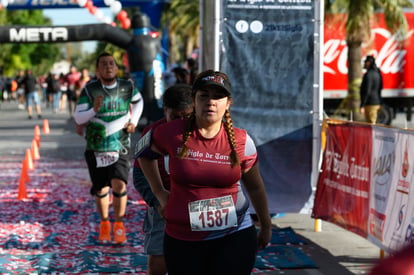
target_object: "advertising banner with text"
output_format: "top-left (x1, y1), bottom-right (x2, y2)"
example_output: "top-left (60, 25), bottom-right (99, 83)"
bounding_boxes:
top-left (221, 0), bottom-right (316, 213)
top-left (313, 121), bottom-right (414, 253)
top-left (312, 122), bottom-right (371, 237)
top-left (324, 12), bottom-right (414, 98)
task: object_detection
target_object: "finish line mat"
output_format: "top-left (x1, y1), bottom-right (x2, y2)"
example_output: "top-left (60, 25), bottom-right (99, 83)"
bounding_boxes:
top-left (0, 155), bottom-right (317, 274)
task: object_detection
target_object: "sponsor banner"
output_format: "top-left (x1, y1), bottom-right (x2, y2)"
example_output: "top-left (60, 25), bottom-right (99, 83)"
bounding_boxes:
top-left (314, 121), bottom-right (414, 253)
top-left (369, 128), bottom-right (414, 252)
top-left (312, 122), bottom-right (371, 238)
top-left (368, 127), bottom-right (398, 249)
top-left (220, 0), bottom-right (315, 212)
top-left (324, 12), bottom-right (414, 98)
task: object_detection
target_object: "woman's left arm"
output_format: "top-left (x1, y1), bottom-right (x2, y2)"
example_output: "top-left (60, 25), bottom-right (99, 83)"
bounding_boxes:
top-left (242, 163), bottom-right (272, 249)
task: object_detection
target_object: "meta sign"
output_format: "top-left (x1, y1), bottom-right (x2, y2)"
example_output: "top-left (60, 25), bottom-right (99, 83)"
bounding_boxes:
top-left (9, 27), bottom-right (68, 42)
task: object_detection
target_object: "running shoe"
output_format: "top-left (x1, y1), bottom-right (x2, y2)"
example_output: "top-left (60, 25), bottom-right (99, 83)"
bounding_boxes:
top-left (99, 220), bottom-right (111, 243)
top-left (113, 221), bottom-right (127, 244)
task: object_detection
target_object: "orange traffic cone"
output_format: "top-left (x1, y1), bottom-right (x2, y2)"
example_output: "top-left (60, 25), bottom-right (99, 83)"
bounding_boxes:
top-left (34, 124), bottom-right (41, 138)
top-left (25, 148), bottom-right (34, 171)
top-left (43, 119), bottom-right (50, 134)
top-left (22, 158), bottom-right (30, 182)
top-left (34, 125), bottom-right (41, 147)
top-left (32, 139), bottom-right (40, 160)
top-left (18, 159), bottom-right (29, 200)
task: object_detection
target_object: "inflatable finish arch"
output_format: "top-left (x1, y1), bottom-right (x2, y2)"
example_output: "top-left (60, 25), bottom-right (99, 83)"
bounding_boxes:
top-left (0, 12), bottom-right (165, 124)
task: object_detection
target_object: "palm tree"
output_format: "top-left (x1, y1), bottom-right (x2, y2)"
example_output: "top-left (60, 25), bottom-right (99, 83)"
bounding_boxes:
top-left (161, 0), bottom-right (199, 65)
top-left (326, 0), bottom-right (412, 119)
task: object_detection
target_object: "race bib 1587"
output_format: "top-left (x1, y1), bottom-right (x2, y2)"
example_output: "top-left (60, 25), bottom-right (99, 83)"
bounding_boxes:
top-left (188, 195), bottom-right (238, 231)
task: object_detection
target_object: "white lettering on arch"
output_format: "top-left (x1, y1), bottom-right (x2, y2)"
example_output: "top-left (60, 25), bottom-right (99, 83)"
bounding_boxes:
top-left (9, 27), bottom-right (68, 42)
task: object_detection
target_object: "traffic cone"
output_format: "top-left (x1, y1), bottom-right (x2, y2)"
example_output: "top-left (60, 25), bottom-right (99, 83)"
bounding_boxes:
top-left (18, 159), bottom-right (29, 200)
top-left (32, 139), bottom-right (40, 160)
top-left (22, 158), bottom-right (30, 182)
top-left (43, 119), bottom-right (50, 134)
top-left (34, 125), bottom-right (41, 138)
top-left (25, 148), bottom-right (34, 171)
top-left (34, 125), bottom-right (41, 147)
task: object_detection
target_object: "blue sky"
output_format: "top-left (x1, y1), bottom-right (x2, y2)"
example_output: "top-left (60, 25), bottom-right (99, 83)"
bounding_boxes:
top-left (43, 7), bottom-right (112, 52)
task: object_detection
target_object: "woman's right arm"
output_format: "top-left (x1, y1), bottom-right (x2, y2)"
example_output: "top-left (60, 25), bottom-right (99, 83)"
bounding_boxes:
top-left (242, 163), bottom-right (272, 249)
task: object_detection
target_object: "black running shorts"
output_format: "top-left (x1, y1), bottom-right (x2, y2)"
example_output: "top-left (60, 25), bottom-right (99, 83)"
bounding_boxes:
top-left (84, 150), bottom-right (130, 195)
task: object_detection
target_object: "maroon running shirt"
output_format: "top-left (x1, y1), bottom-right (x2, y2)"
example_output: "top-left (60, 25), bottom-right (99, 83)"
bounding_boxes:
top-left (151, 119), bottom-right (258, 241)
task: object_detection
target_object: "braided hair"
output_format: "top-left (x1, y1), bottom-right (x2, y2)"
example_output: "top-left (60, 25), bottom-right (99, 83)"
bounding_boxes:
top-left (178, 70), bottom-right (240, 167)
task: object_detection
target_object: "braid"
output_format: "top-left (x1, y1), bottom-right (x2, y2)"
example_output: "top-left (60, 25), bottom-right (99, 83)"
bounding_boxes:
top-left (224, 109), bottom-right (240, 167)
top-left (178, 113), bottom-right (195, 159)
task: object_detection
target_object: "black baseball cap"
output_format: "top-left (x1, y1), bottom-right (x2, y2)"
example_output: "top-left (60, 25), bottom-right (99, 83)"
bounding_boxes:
top-left (192, 71), bottom-right (232, 96)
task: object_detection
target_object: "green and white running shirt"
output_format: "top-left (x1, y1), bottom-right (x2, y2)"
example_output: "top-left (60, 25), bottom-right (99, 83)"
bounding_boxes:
top-left (74, 79), bottom-right (143, 153)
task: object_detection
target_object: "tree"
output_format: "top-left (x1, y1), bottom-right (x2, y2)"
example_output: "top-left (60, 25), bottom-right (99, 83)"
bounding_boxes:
top-left (326, 0), bottom-right (412, 119)
top-left (161, 0), bottom-right (199, 65)
top-left (0, 9), bottom-right (61, 77)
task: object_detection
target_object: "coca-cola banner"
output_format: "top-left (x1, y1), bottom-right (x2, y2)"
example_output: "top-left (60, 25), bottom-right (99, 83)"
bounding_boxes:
top-left (313, 120), bottom-right (414, 253)
top-left (324, 12), bottom-right (414, 98)
top-left (220, 1), bottom-right (315, 212)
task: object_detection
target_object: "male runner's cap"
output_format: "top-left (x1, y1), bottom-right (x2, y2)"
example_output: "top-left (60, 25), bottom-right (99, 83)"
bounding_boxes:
top-left (192, 71), bottom-right (232, 96)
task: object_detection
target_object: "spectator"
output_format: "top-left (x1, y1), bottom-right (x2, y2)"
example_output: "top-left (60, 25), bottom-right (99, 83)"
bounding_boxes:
top-left (46, 72), bottom-right (61, 114)
top-left (172, 67), bottom-right (189, 84)
top-left (20, 69), bottom-right (42, 119)
top-left (65, 65), bottom-right (81, 117)
top-left (185, 58), bottom-right (198, 85)
top-left (15, 69), bottom-right (25, 110)
top-left (360, 55), bottom-right (383, 124)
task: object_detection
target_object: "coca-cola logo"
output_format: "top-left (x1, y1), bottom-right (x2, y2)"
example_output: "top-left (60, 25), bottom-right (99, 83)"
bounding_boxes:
top-left (323, 27), bottom-right (414, 75)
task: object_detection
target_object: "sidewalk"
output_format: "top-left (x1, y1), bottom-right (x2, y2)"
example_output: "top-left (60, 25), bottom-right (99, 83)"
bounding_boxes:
top-left (0, 100), bottom-right (383, 274)
top-left (272, 214), bottom-right (380, 274)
